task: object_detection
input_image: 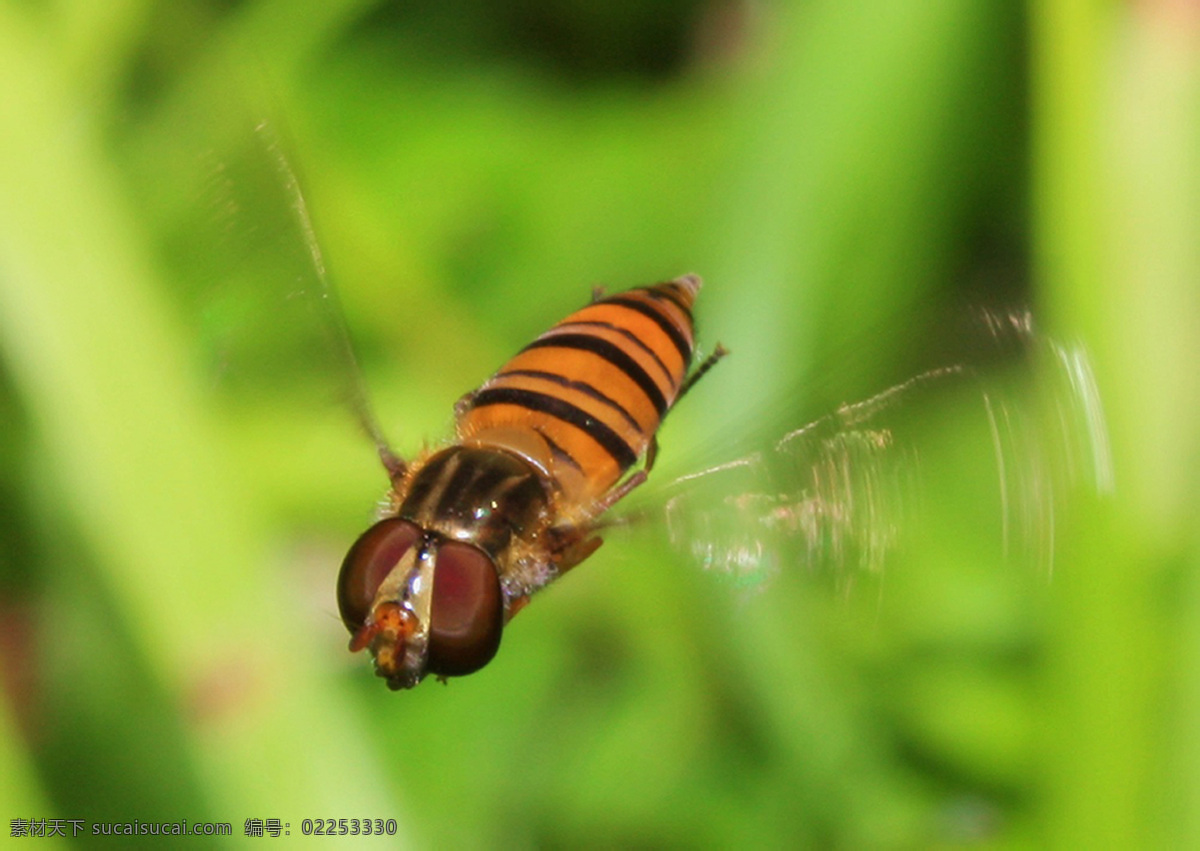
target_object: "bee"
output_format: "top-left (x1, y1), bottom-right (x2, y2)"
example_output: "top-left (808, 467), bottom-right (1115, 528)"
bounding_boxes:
top-left (336, 275), bottom-right (727, 690)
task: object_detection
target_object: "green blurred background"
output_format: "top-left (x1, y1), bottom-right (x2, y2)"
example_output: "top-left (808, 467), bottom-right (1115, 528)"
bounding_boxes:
top-left (1, 0), bottom-right (1197, 847)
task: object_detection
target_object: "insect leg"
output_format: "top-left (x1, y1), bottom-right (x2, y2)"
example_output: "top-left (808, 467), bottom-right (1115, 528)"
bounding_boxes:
top-left (453, 389), bottom-right (477, 419)
top-left (597, 469), bottom-right (648, 513)
top-left (677, 343), bottom-right (729, 402)
top-left (544, 466), bottom-right (651, 575)
top-left (379, 446), bottom-right (408, 485)
top-left (555, 534), bottom-right (605, 573)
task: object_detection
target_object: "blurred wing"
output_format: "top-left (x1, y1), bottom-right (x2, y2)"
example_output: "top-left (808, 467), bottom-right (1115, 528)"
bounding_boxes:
top-left (141, 88), bottom-right (400, 477)
top-left (650, 309), bottom-right (1112, 593)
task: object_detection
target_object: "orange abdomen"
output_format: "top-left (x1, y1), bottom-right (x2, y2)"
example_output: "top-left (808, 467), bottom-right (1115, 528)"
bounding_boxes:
top-left (457, 276), bottom-right (700, 501)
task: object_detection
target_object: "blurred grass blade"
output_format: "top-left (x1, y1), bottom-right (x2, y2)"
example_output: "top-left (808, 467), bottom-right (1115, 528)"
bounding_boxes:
top-left (0, 6), bottom-right (405, 833)
top-left (1034, 0), bottom-right (1200, 846)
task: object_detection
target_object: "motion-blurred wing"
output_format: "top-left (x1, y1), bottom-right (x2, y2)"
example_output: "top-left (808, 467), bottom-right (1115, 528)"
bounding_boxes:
top-left (656, 310), bottom-right (1112, 594)
top-left (130, 87), bottom-right (398, 475)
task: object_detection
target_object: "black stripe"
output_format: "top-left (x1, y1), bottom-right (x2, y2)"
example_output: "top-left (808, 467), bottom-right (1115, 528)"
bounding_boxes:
top-left (436, 453), bottom-right (508, 516)
top-left (441, 451), bottom-right (484, 500)
top-left (470, 387), bottom-right (638, 470)
top-left (601, 296), bottom-right (692, 365)
top-left (402, 449), bottom-right (459, 518)
top-left (647, 285), bottom-right (693, 319)
top-left (559, 320), bottom-right (676, 388)
top-left (499, 368), bottom-right (645, 435)
top-left (523, 334), bottom-right (668, 417)
top-left (534, 426), bottom-right (584, 474)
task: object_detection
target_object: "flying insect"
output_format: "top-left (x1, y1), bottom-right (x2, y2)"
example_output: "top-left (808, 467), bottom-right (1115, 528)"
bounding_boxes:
top-left (336, 276), bottom-right (725, 690)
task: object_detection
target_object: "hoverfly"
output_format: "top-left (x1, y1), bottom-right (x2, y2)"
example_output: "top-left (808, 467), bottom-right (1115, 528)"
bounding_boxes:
top-left (189, 116), bottom-right (1111, 695)
top-left (337, 276), bottom-right (726, 689)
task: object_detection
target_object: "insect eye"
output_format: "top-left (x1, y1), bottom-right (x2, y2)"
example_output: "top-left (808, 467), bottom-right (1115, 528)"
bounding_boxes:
top-left (337, 518), bottom-right (422, 632)
top-left (427, 541), bottom-right (503, 677)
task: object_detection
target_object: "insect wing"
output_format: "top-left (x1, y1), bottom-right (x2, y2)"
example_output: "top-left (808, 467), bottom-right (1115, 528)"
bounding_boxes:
top-left (653, 310), bottom-right (1112, 595)
top-left (133, 88), bottom-right (396, 473)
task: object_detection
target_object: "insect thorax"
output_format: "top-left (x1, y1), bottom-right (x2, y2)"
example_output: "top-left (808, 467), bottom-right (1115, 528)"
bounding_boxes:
top-left (395, 445), bottom-right (551, 559)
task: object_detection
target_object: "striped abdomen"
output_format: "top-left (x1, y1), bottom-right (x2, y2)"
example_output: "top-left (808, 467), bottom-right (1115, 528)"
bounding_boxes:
top-left (457, 275), bottom-right (700, 502)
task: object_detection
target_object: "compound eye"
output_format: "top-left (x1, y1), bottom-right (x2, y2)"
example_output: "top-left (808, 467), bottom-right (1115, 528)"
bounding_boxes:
top-left (426, 542), bottom-right (503, 676)
top-left (337, 518), bottom-right (422, 632)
